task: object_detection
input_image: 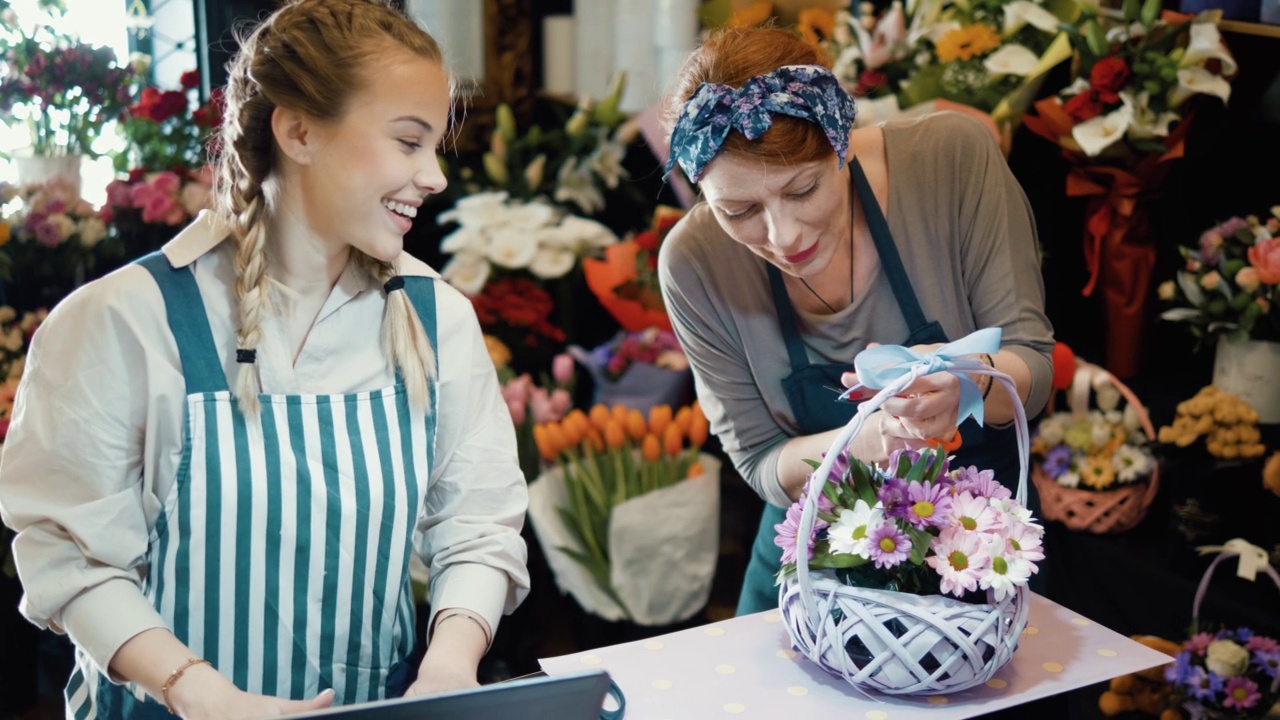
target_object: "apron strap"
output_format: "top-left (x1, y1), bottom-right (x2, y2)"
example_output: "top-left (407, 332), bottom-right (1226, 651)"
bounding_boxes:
top-left (766, 264), bottom-right (811, 374)
top-left (848, 158), bottom-right (936, 341)
top-left (398, 277), bottom-right (440, 375)
top-left (135, 251), bottom-right (230, 395)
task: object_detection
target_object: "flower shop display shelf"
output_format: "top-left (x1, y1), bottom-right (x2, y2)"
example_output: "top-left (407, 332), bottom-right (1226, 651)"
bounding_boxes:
top-left (539, 593), bottom-right (1174, 719)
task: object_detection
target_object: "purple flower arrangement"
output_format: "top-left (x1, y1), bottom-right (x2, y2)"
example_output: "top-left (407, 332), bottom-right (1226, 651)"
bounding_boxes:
top-left (776, 446), bottom-right (1043, 601)
top-left (1165, 628), bottom-right (1280, 719)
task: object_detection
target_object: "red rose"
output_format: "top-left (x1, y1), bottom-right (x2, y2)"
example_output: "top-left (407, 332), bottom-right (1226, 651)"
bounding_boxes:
top-left (180, 69), bottom-right (201, 90)
top-left (1063, 91), bottom-right (1106, 122)
top-left (1089, 57), bottom-right (1131, 95)
top-left (856, 70), bottom-right (887, 97)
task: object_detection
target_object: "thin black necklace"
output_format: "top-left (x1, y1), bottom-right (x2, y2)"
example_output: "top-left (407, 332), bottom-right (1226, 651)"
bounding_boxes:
top-left (798, 169), bottom-right (855, 314)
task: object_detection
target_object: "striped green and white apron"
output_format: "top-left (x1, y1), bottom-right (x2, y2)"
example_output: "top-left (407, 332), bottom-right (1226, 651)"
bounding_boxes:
top-left (64, 253), bottom-right (438, 719)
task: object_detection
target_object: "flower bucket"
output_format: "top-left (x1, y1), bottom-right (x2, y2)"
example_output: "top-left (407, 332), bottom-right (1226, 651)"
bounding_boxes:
top-left (779, 328), bottom-right (1032, 695)
top-left (568, 338), bottom-right (691, 416)
top-left (1212, 337), bottom-right (1280, 425)
top-left (526, 452), bottom-right (721, 626)
top-left (1031, 360), bottom-right (1160, 534)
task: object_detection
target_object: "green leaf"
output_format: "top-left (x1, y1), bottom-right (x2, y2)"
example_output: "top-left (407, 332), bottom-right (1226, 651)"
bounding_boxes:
top-left (802, 458), bottom-right (821, 470)
top-left (811, 547), bottom-right (870, 569)
top-left (1085, 20), bottom-right (1109, 58)
top-left (1122, 0), bottom-right (1140, 23)
top-left (906, 526), bottom-right (934, 565)
top-left (1141, 0), bottom-right (1162, 28)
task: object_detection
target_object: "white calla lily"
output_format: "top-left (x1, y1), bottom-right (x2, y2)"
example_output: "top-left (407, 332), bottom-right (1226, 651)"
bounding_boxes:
top-left (1002, 1), bottom-right (1061, 35)
top-left (923, 20), bottom-right (961, 45)
top-left (557, 214), bottom-right (619, 251)
top-left (528, 248), bottom-right (577, 280)
top-left (441, 252), bottom-right (491, 296)
top-left (486, 226), bottom-right (539, 269)
top-left (436, 190), bottom-right (509, 228)
top-left (440, 226), bottom-right (485, 254)
top-left (983, 44), bottom-right (1040, 76)
top-left (1061, 77), bottom-right (1092, 96)
top-left (1123, 92), bottom-right (1179, 139)
top-left (1170, 66), bottom-right (1232, 107)
top-left (1071, 102), bottom-right (1133, 156)
top-left (1182, 22), bottom-right (1237, 76)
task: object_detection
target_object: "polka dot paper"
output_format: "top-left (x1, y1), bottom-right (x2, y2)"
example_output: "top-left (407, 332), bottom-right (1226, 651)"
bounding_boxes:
top-left (539, 593), bottom-right (1173, 719)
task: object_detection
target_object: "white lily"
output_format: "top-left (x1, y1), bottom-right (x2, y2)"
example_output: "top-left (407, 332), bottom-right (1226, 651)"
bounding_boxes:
top-left (1002, 1), bottom-right (1061, 35)
top-left (1071, 102), bottom-right (1133, 156)
top-left (1105, 21), bottom-right (1145, 45)
top-left (907, 0), bottom-right (949, 46)
top-left (1061, 77), bottom-right (1092, 96)
top-left (556, 214), bottom-right (619, 251)
top-left (485, 226), bottom-right (539, 269)
top-left (588, 140), bottom-right (628, 190)
top-left (1181, 22), bottom-right (1237, 76)
top-left (505, 200), bottom-right (559, 230)
top-left (436, 190), bottom-right (509, 228)
top-left (441, 252), bottom-right (491, 296)
top-left (553, 157), bottom-right (605, 215)
top-left (528, 247), bottom-right (577, 280)
top-left (1170, 66), bottom-right (1232, 107)
top-left (440, 226), bottom-right (486, 254)
top-left (1123, 91), bottom-right (1178, 139)
top-left (983, 44), bottom-right (1040, 76)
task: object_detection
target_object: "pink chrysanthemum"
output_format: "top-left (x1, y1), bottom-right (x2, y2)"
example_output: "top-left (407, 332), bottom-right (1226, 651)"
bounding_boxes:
top-left (773, 502), bottom-right (828, 565)
top-left (905, 480), bottom-right (953, 529)
top-left (1222, 676), bottom-right (1261, 711)
top-left (927, 527), bottom-right (990, 597)
top-left (867, 522), bottom-right (912, 569)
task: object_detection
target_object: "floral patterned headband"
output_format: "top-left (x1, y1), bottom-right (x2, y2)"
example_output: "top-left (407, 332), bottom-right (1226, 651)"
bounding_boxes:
top-left (664, 64), bottom-right (857, 183)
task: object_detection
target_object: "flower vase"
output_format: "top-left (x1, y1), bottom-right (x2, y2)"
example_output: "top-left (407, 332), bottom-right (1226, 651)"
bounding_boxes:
top-left (13, 153), bottom-right (82, 197)
top-left (1212, 336), bottom-right (1280, 424)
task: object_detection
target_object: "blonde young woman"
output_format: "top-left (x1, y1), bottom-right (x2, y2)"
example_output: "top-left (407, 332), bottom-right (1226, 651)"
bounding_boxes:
top-left (0, 1), bottom-right (529, 717)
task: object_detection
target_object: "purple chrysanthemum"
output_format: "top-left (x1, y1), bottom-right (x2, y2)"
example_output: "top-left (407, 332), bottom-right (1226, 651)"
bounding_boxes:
top-left (1254, 650), bottom-right (1280, 679)
top-left (1165, 651), bottom-right (1194, 685)
top-left (1042, 445), bottom-right (1073, 478)
top-left (950, 466), bottom-right (1011, 500)
top-left (904, 480), bottom-right (953, 529)
top-left (867, 522), bottom-right (912, 569)
top-left (773, 502), bottom-right (828, 565)
top-left (877, 477), bottom-right (911, 519)
top-left (1222, 676), bottom-right (1261, 710)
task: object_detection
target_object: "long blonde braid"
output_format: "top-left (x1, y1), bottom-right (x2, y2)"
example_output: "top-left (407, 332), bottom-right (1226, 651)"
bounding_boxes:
top-left (211, 0), bottom-right (448, 415)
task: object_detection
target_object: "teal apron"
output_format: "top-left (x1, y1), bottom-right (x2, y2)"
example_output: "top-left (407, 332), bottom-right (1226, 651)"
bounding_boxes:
top-left (736, 159), bottom-right (1026, 615)
top-left (64, 253), bottom-right (436, 718)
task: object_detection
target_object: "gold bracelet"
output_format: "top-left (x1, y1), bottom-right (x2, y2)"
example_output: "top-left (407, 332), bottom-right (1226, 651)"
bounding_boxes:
top-left (161, 657), bottom-right (212, 715)
top-left (434, 611), bottom-right (491, 646)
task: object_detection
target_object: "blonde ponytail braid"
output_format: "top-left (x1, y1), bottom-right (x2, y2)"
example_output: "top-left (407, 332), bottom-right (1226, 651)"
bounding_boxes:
top-left (357, 253), bottom-right (436, 411)
top-left (230, 191), bottom-right (271, 415)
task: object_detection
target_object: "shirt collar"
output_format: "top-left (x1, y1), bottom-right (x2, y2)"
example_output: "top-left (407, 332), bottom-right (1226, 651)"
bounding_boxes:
top-left (161, 210), bottom-right (228, 268)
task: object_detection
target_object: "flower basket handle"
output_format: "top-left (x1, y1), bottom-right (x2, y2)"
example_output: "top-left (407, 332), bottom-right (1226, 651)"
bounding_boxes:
top-left (1192, 539), bottom-right (1280, 631)
top-left (1051, 359), bottom-right (1157, 444)
top-left (794, 328), bottom-right (1030, 631)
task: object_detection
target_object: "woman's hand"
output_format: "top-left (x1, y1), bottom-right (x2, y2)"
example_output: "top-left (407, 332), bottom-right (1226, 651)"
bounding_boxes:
top-left (167, 664), bottom-right (335, 719)
top-left (841, 342), bottom-right (961, 444)
top-left (403, 661), bottom-right (481, 697)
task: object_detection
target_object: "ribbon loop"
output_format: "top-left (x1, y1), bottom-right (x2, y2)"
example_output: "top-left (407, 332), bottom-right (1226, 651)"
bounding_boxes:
top-left (1197, 537), bottom-right (1271, 582)
top-left (848, 328), bottom-right (1002, 426)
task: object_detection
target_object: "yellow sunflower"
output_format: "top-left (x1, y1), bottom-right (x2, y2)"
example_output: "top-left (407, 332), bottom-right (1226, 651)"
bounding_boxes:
top-left (934, 24), bottom-right (1002, 63)
top-left (797, 7), bottom-right (836, 46)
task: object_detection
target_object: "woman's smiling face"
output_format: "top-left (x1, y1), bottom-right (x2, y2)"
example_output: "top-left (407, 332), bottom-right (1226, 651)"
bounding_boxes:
top-left (696, 151), bottom-right (850, 279)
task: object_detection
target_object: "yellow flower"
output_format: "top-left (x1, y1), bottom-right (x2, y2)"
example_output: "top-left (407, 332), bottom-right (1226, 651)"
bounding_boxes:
top-left (797, 7), bottom-right (836, 46)
top-left (728, 0), bottom-right (773, 28)
top-left (935, 24), bottom-right (1003, 63)
top-left (483, 334), bottom-right (511, 370)
top-left (1079, 455), bottom-right (1117, 490)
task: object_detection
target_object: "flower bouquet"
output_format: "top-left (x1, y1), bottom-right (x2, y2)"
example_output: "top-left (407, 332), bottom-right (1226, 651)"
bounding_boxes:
top-left (492, 341), bottom-right (576, 481)
top-left (1030, 356), bottom-right (1159, 533)
top-left (1158, 208), bottom-right (1280, 348)
top-left (582, 205), bottom-right (685, 333)
top-left (568, 328), bottom-right (691, 416)
top-left (0, 177), bottom-right (119, 312)
top-left (778, 328), bottom-right (1039, 694)
top-left (818, 0), bottom-right (1076, 144)
top-left (1162, 540), bottom-right (1280, 720)
top-left (1021, 0), bottom-right (1236, 377)
top-left (0, 5), bottom-right (133, 159)
top-left (525, 400), bottom-right (718, 625)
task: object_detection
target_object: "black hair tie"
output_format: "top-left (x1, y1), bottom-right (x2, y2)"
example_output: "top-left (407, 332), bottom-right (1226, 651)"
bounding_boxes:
top-left (236, 348), bottom-right (257, 364)
top-left (384, 276), bottom-right (406, 294)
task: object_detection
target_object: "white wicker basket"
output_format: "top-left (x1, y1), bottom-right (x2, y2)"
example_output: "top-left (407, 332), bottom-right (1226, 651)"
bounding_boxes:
top-left (779, 331), bottom-right (1033, 695)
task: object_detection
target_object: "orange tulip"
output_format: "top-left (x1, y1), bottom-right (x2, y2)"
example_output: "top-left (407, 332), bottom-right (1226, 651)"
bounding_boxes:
top-left (689, 402), bottom-right (709, 447)
top-left (642, 433), bottom-right (661, 463)
top-left (611, 403), bottom-right (630, 427)
top-left (663, 423), bottom-right (683, 457)
top-left (565, 408), bottom-right (590, 434)
top-left (560, 416), bottom-right (584, 447)
top-left (625, 409), bottom-right (647, 441)
top-left (674, 406), bottom-right (692, 436)
top-left (649, 404), bottom-right (673, 437)
top-left (604, 420), bottom-right (627, 450)
top-left (687, 461), bottom-right (704, 478)
top-left (545, 423), bottom-right (570, 458)
top-left (589, 404), bottom-right (611, 431)
top-left (584, 427), bottom-right (605, 453)
top-left (533, 424), bottom-right (556, 462)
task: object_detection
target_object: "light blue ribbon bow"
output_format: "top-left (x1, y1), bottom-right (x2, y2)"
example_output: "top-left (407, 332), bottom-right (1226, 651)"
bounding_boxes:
top-left (842, 328), bottom-right (1003, 427)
